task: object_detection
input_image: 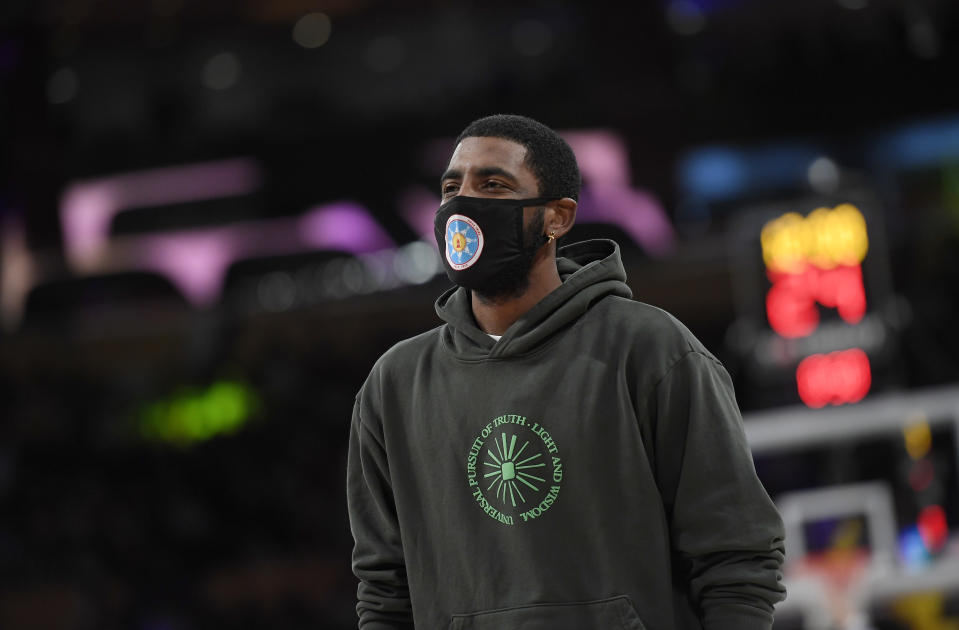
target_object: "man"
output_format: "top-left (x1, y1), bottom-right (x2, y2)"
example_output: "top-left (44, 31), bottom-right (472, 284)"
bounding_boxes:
top-left (347, 114), bottom-right (785, 629)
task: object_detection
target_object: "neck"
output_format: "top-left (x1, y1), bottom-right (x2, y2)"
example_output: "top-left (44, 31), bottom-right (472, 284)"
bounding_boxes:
top-left (471, 247), bottom-right (561, 336)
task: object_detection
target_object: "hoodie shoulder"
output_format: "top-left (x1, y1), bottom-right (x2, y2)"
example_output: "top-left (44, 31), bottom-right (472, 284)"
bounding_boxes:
top-left (353, 326), bottom-right (445, 435)
top-left (597, 295), bottom-right (716, 366)
top-left (360, 325), bottom-right (445, 394)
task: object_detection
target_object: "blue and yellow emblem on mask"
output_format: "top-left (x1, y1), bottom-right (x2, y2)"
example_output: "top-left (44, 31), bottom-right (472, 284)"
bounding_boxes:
top-left (445, 214), bottom-right (484, 270)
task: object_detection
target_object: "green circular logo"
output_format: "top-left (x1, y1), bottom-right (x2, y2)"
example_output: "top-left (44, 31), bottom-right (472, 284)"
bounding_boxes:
top-left (465, 414), bottom-right (563, 526)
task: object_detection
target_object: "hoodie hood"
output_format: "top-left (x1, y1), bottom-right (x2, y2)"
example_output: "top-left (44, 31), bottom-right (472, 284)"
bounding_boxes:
top-left (434, 239), bottom-right (633, 360)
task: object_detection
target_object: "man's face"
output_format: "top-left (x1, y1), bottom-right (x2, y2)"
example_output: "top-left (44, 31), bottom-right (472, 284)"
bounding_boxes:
top-left (440, 136), bottom-right (547, 302)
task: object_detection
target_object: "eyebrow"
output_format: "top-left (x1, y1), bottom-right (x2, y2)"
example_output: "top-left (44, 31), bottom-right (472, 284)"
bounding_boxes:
top-left (439, 166), bottom-right (518, 186)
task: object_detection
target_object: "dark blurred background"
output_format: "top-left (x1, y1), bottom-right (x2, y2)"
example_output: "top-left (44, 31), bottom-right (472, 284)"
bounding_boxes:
top-left (2, 1), bottom-right (959, 629)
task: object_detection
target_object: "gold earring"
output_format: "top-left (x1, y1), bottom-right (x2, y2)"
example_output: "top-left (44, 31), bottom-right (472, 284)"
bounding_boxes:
top-left (547, 231), bottom-right (556, 242)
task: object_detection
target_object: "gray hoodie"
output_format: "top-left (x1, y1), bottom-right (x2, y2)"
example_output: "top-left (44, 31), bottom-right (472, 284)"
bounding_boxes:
top-left (347, 239), bottom-right (785, 630)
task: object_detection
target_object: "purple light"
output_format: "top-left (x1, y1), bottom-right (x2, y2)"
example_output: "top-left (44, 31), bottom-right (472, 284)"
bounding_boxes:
top-left (399, 186), bottom-right (441, 241)
top-left (576, 187), bottom-right (676, 256)
top-left (564, 130), bottom-right (676, 255)
top-left (138, 230), bottom-right (238, 305)
top-left (299, 202), bottom-right (395, 254)
top-left (58, 202), bottom-right (395, 306)
top-left (60, 158), bottom-right (262, 266)
top-left (564, 130), bottom-right (632, 190)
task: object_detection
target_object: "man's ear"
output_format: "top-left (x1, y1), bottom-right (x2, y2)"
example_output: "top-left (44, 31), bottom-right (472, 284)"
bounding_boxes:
top-left (545, 198), bottom-right (577, 239)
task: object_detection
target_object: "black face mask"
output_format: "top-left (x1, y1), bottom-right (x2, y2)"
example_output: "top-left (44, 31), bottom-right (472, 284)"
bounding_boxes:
top-left (434, 195), bottom-right (556, 297)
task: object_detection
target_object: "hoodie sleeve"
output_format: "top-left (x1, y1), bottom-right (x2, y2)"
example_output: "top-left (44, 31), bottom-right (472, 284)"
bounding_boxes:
top-left (347, 393), bottom-right (414, 629)
top-left (651, 351), bottom-right (786, 630)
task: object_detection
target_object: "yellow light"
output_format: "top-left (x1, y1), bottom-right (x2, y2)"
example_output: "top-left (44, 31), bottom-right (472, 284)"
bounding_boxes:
top-left (830, 518), bottom-right (863, 551)
top-left (761, 212), bottom-right (807, 273)
top-left (890, 592), bottom-right (958, 630)
top-left (903, 415), bottom-right (932, 461)
top-left (760, 204), bottom-right (869, 273)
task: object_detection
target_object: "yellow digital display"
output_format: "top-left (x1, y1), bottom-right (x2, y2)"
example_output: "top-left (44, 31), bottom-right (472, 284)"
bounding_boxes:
top-left (760, 204), bottom-right (869, 274)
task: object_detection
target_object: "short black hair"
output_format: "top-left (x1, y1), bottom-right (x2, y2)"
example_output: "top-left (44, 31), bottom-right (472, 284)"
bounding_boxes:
top-left (455, 114), bottom-right (581, 201)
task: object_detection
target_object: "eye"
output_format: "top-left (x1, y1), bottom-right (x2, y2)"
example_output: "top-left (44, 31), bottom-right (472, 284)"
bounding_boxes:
top-left (442, 182), bottom-right (459, 196)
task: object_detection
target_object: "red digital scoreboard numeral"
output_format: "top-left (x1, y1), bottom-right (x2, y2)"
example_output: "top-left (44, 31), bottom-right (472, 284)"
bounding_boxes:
top-left (796, 349), bottom-right (872, 408)
top-left (766, 265), bottom-right (867, 339)
top-left (760, 205), bottom-right (872, 407)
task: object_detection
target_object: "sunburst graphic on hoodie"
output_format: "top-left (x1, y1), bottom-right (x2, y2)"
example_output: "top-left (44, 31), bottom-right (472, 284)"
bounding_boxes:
top-left (483, 432), bottom-right (547, 507)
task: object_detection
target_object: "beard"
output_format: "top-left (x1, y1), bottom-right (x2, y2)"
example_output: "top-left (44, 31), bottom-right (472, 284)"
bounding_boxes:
top-left (473, 208), bottom-right (546, 304)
